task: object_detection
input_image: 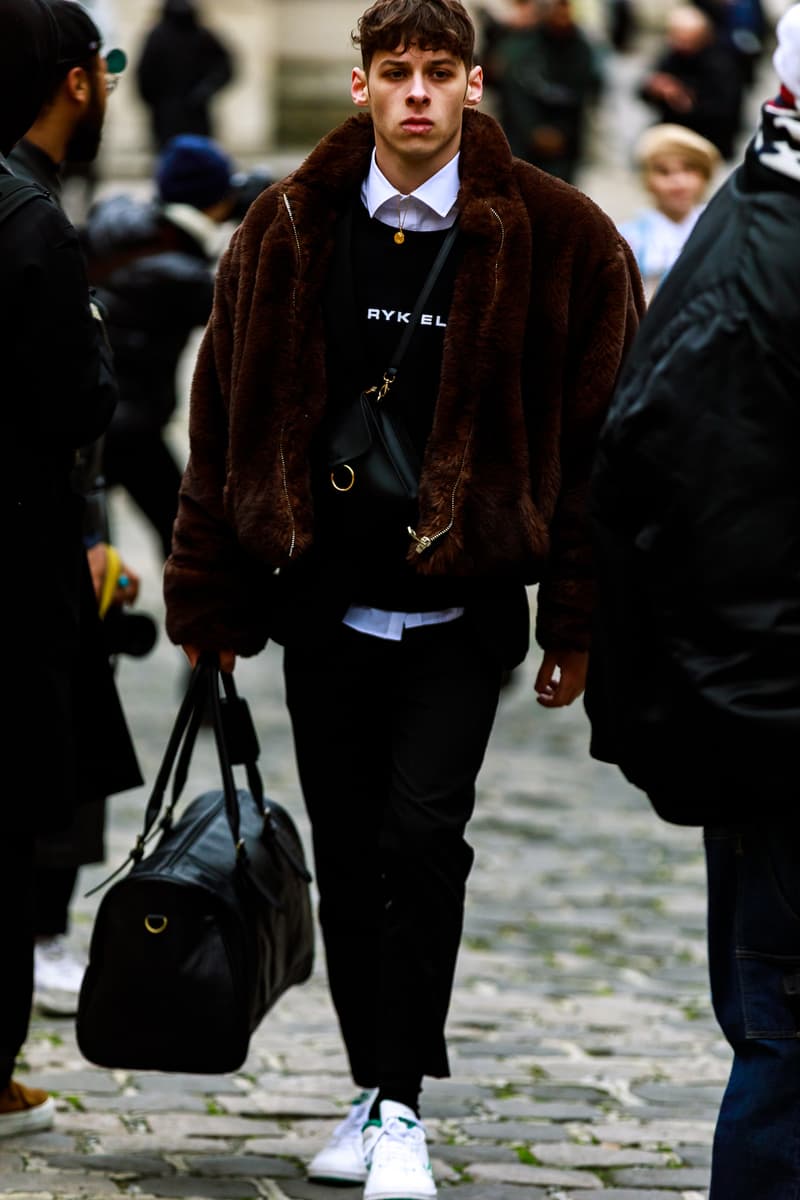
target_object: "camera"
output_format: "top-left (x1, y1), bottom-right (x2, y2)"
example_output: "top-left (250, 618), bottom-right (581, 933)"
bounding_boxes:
top-left (103, 607), bottom-right (159, 658)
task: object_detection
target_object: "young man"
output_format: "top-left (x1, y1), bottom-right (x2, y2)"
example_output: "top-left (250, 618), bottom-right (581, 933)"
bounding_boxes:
top-left (164, 2), bottom-right (642, 1196)
top-left (585, 7), bottom-right (800, 1196)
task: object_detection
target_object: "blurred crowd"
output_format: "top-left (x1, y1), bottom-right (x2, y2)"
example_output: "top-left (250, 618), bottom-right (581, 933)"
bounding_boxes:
top-left (478, 0), bottom-right (772, 179)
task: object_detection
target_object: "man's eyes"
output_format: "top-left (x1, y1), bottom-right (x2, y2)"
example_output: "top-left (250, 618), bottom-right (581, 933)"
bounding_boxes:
top-left (382, 68), bottom-right (454, 80)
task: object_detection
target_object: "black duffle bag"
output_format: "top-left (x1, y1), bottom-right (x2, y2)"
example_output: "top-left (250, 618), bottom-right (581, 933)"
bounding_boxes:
top-left (76, 658), bottom-right (314, 1074)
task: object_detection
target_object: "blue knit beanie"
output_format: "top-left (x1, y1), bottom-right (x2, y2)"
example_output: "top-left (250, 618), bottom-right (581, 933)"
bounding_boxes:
top-left (156, 134), bottom-right (234, 210)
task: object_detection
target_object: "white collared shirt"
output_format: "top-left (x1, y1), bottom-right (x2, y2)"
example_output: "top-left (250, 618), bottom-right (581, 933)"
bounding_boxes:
top-left (361, 148), bottom-right (460, 233)
top-left (343, 152), bottom-right (463, 642)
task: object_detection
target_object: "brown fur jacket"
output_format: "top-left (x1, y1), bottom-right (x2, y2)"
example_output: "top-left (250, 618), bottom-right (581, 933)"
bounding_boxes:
top-left (164, 108), bottom-right (644, 657)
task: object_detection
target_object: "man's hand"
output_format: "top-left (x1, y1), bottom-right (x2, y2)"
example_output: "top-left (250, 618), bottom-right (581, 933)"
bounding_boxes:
top-left (183, 644), bottom-right (237, 673)
top-left (534, 648), bottom-right (588, 708)
top-left (644, 72), bottom-right (694, 112)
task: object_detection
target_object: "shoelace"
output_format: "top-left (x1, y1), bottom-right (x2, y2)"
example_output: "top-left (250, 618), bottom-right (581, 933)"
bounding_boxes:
top-left (373, 1116), bottom-right (426, 1165)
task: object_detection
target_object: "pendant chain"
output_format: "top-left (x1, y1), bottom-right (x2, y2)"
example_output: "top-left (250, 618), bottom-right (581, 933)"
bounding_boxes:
top-left (394, 195), bottom-right (410, 245)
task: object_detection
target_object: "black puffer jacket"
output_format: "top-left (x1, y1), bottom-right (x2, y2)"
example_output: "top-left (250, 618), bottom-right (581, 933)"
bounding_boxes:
top-left (585, 146), bottom-right (800, 827)
top-left (82, 194), bottom-right (216, 434)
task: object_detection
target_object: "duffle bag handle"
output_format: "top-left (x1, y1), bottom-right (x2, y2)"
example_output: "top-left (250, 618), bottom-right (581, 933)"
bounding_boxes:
top-left (85, 659), bottom-right (209, 895)
top-left (203, 659), bottom-right (312, 899)
top-left (86, 656), bottom-right (311, 898)
top-left (169, 658), bottom-right (265, 826)
top-left (138, 654), bottom-right (264, 847)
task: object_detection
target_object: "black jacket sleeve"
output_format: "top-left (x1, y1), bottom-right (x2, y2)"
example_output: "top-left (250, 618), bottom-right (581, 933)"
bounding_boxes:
top-left (5, 193), bottom-right (117, 453)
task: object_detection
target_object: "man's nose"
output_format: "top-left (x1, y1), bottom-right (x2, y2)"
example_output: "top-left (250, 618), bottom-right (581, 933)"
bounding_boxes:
top-left (406, 73), bottom-right (430, 103)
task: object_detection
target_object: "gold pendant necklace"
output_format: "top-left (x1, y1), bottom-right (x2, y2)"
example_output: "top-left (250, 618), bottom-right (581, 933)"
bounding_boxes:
top-left (394, 196), bottom-right (408, 245)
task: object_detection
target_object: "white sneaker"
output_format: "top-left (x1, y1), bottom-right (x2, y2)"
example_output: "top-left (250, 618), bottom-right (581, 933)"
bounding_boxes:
top-left (363, 1100), bottom-right (436, 1200)
top-left (33, 936), bottom-right (85, 1017)
top-left (307, 1087), bottom-right (378, 1183)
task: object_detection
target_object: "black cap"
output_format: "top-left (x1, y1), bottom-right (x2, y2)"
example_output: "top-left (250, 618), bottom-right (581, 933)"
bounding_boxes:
top-left (50, 0), bottom-right (126, 74)
top-left (0, 0), bottom-right (60, 156)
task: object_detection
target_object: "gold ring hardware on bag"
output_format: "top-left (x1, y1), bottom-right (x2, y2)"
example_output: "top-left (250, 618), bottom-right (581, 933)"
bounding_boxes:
top-left (330, 464), bottom-right (355, 492)
top-left (144, 914), bottom-right (168, 935)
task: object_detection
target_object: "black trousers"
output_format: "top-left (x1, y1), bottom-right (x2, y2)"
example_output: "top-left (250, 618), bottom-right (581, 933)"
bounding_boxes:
top-left (0, 832), bottom-right (34, 1088)
top-left (284, 618), bottom-right (502, 1086)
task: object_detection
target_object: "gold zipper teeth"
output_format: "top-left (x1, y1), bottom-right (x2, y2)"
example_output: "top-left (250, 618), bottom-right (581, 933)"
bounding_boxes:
top-left (282, 192), bottom-right (301, 313)
top-left (278, 425), bottom-right (296, 559)
top-left (279, 193), bottom-right (301, 559)
top-left (409, 426), bottom-right (473, 554)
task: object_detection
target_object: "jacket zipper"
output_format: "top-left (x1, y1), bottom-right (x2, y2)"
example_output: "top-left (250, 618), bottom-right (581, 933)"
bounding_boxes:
top-left (278, 423), bottom-right (296, 559)
top-left (408, 425), bottom-right (473, 556)
top-left (282, 193), bottom-right (301, 316)
top-left (488, 205), bottom-right (504, 304)
top-left (409, 206), bottom-right (502, 556)
top-left (278, 192), bottom-right (302, 559)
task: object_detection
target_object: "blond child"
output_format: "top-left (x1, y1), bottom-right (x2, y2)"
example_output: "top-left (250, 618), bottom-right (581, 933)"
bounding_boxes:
top-left (620, 123), bottom-right (720, 300)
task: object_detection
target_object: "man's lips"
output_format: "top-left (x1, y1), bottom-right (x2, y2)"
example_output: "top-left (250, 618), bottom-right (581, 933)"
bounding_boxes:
top-left (401, 118), bottom-right (433, 132)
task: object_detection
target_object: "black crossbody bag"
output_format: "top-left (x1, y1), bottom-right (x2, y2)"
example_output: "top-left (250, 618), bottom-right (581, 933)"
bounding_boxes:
top-left (324, 219), bottom-right (460, 517)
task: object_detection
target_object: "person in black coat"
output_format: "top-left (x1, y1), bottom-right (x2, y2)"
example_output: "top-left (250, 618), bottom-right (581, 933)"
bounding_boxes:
top-left (82, 134), bottom-right (239, 560)
top-left (585, 9), bottom-right (800, 1194)
top-left (135, 0), bottom-right (234, 150)
top-left (9, 0), bottom-right (144, 1019)
top-left (482, 0), bottom-right (603, 183)
top-left (639, 4), bottom-right (743, 159)
top-left (0, 0), bottom-right (125, 1137)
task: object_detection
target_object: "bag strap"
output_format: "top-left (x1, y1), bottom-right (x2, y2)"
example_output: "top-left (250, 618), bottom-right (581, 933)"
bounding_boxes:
top-left (369, 220), bottom-right (461, 404)
top-left (389, 220), bottom-right (460, 371)
top-left (85, 658), bottom-right (301, 897)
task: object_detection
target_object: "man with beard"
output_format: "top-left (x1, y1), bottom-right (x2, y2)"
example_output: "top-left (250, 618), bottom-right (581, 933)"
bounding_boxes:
top-left (9, 0), bottom-right (143, 1023)
top-left (10, 0), bottom-right (126, 203)
top-left (0, 0), bottom-right (120, 1136)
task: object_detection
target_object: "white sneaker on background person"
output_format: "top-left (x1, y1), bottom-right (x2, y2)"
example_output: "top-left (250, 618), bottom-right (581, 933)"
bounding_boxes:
top-left (307, 1086), bottom-right (378, 1183)
top-left (33, 936), bottom-right (86, 1017)
top-left (363, 1099), bottom-right (437, 1200)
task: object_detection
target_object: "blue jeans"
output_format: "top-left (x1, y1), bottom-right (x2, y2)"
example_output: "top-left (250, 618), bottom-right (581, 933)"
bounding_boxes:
top-left (705, 822), bottom-right (800, 1199)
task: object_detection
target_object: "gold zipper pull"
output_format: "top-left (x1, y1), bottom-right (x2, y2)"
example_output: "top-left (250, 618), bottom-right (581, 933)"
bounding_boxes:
top-left (408, 527), bottom-right (432, 555)
top-left (377, 368), bottom-right (397, 402)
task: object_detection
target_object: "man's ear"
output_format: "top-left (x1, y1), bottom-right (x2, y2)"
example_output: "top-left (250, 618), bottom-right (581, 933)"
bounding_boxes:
top-left (64, 65), bottom-right (90, 105)
top-left (351, 66), bottom-right (369, 108)
top-left (464, 64), bottom-right (483, 108)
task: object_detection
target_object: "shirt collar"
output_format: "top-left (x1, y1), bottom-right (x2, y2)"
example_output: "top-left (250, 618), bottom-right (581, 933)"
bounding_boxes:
top-left (362, 149), bottom-right (460, 218)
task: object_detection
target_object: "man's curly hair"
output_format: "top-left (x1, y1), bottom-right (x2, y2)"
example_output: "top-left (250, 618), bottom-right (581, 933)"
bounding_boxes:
top-left (353, 0), bottom-right (475, 71)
